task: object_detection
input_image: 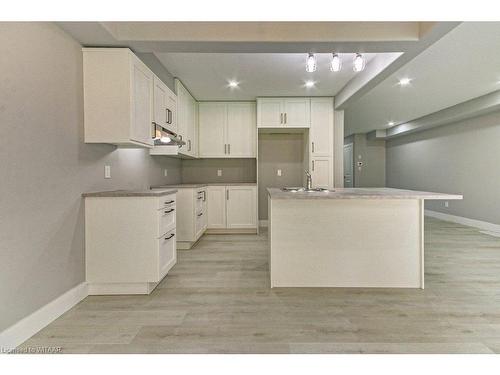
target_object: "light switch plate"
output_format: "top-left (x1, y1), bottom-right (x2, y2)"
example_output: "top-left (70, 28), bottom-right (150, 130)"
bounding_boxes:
top-left (104, 165), bottom-right (111, 179)
top-left (217, 169), bottom-right (222, 177)
top-left (277, 169), bottom-right (282, 177)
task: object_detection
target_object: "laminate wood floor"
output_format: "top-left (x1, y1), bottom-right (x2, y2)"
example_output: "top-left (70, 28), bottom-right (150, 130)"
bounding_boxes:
top-left (18, 218), bottom-right (500, 354)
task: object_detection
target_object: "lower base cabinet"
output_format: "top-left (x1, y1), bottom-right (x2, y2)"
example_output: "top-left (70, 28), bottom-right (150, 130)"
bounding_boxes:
top-left (173, 187), bottom-right (207, 249)
top-left (207, 185), bottom-right (257, 231)
top-left (84, 192), bottom-right (177, 295)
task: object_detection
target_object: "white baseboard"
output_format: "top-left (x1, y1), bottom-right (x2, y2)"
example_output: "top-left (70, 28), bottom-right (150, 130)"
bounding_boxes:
top-left (425, 210), bottom-right (500, 233)
top-left (0, 282), bottom-right (88, 352)
top-left (259, 220), bottom-right (268, 227)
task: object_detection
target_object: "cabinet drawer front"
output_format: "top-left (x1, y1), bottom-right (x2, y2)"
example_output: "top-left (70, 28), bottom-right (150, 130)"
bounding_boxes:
top-left (159, 205), bottom-right (176, 237)
top-left (158, 195), bottom-right (176, 209)
top-left (158, 229), bottom-right (176, 279)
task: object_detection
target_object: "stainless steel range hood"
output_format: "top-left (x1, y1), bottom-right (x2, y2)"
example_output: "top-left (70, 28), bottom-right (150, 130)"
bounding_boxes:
top-left (152, 123), bottom-right (186, 146)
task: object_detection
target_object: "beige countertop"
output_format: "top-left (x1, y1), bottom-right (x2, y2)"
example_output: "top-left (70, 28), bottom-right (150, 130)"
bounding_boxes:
top-left (151, 182), bottom-right (257, 189)
top-left (267, 187), bottom-right (463, 200)
top-left (83, 189), bottom-right (177, 198)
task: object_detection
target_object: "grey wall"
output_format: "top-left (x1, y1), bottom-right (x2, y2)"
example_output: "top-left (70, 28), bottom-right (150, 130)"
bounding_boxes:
top-left (258, 133), bottom-right (305, 220)
top-left (182, 158), bottom-right (256, 184)
top-left (0, 22), bottom-right (181, 332)
top-left (386, 110), bottom-right (500, 225)
top-left (352, 134), bottom-right (386, 187)
top-left (136, 53), bottom-right (176, 92)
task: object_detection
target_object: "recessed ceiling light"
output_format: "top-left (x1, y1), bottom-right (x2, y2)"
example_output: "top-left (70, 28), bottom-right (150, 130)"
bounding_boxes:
top-left (306, 53), bottom-right (317, 73)
top-left (399, 78), bottom-right (412, 86)
top-left (388, 121), bottom-right (395, 126)
top-left (228, 80), bottom-right (239, 88)
top-left (305, 80), bottom-right (315, 88)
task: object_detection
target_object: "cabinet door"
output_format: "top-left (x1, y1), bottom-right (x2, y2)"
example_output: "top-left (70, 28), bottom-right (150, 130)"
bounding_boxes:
top-left (153, 76), bottom-right (168, 127)
top-left (207, 186), bottom-right (227, 229)
top-left (226, 102), bottom-right (256, 157)
top-left (165, 89), bottom-right (177, 133)
top-left (310, 98), bottom-right (333, 156)
top-left (131, 58), bottom-right (154, 146)
top-left (284, 98), bottom-right (310, 128)
top-left (226, 186), bottom-right (257, 229)
top-left (311, 158), bottom-right (332, 189)
top-left (176, 81), bottom-right (188, 150)
top-left (257, 98), bottom-right (283, 128)
top-left (185, 95), bottom-right (196, 156)
top-left (198, 103), bottom-right (227, 157)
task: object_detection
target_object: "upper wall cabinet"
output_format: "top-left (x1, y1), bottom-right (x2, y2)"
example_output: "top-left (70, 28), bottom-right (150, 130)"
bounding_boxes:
top-left (198, 102), bottom-right (256, 158)
top-left (257, 98), bottom-right (311, 128)
top-left (83, 48), bottom-right (155, 148)
top-left (153, 76), bottom-right (177, 134)
top-left (175, 79), bottom-right (197, 158)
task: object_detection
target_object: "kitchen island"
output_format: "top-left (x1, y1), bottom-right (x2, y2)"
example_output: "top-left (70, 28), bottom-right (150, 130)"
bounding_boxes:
top-left (267, 187), bottom-right (462, 288)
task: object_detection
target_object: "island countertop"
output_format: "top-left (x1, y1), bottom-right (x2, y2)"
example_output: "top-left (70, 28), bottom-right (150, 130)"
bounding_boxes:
top-left (267, 187), bottom-right (463, 200)
top-left (83, 189), bottom-right (177, 198)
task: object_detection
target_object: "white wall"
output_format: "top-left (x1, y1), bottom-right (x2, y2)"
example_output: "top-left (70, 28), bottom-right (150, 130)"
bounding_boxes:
top-left (386, 110), bottom-right (500, 225)
top-left (0, 22), bottom-right (181, 332)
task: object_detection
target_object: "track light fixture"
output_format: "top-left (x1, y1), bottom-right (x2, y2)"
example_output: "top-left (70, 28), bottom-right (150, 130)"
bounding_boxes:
top-left (306, 53), bottom-right (317, 73)
top-left (353, 53), bottom-right (365, 72)
top-left (330, 53), bottom-right (342, 72)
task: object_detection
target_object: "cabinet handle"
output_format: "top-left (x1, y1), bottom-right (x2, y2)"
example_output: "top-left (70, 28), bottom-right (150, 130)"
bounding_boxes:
top-left (164, 233), bottom-right (175, 241)
top-left (188, 139), bottom-right (192, 151)
top-left (228, 144), bottom-right (230, 154)
top-left (226, 190), bottom-right (229, 200)
top-left (197, 212), bottom-right (203, 217)
top-left (312, 160), bottom-right (315, 171)
top-left (224, 144), bottom-right (227, 154)
top-left (312, 142), bottom-right (315, 153)
top-left (197, 196), bottom-right (203, 200)
top-left (284, 113), bottom-right (287, 124)
top-left (164, 208), bottom-right (175, 214)
top-left (280, 113), bottom-right (283, 124)
top-left (164, 200), bottom-right (175, 205)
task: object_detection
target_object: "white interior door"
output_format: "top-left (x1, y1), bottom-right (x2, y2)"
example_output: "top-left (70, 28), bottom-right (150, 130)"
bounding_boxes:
top-left (207, 186), bottom-right (227, 229)
top-left (343, 143), bottom-right (354, 187)
top-left (198, 103), bottom-right (227, 157)
top-left (226, 102), bottom-right (256, 157)
top-left (226, 186), bottom-right (257, 229)
top-left (284, 98), bottom-right (310, 127)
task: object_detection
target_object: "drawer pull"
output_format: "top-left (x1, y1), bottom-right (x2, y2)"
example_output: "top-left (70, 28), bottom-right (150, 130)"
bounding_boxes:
top-left (197, 212), bottom-right (203, 217)
top-left (164, 200), bottom-right (175, 205)
top-left (164, 209), bottom-right (175, 214)
top-left (197, 196), bottom-right (203, 200)
top-left (164, 233), bottom-right (175, 241)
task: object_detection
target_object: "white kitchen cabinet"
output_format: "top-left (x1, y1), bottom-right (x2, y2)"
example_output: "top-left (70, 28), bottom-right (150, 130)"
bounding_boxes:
top-left (207, 185), bottom-right (227, 229)
top-left (84, 191), bottom-right (177, 295)
top-left (226, 186), bottom-right (257, 229)
top-left (83, 48), bottom-right (154, 147)
top-left (168, 187), bottom-right (207, 249)
top-left (207, 185), bottom-right (257, 231)
top-left (311, 157), bottom-right (332, 189)
top-left (199, 103), bottom-right (227, 157)
top-left (175, 79), bottom-right (197, 158)
top-left (257, 98), bottom-right (310, 128)
top-left (310, 98), bottom-right (333, 157)
top-left (226, 103), bottom-right (256, 157)
top-left (153, 76), bottom-right (177, 134)
top-left (198, 102), bottom-right (256, 158)
top-left (256, 98), bottom-right (283, 127)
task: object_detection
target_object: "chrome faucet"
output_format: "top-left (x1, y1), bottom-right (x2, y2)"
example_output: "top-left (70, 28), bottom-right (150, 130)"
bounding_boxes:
top-left (305, 170), bottom-right (312, 190)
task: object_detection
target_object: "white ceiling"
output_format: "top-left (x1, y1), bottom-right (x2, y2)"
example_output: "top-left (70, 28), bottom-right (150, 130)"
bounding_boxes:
top-left (345, 22), bottom-right (500, 136)
top-left (155, 53), bottom-right (377, 100)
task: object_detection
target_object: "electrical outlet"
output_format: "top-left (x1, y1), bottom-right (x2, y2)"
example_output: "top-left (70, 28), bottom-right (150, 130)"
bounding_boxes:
top-left (164, 169), bottom-right (168, 177)
top-left (217, 169), bottom-right (222, 177)
top-left (104, 165), bottom-right (111, 179)
top-left (277, 169), bottom-right (282, 177)
top-left (444, 201), bottom-right (449, 208)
